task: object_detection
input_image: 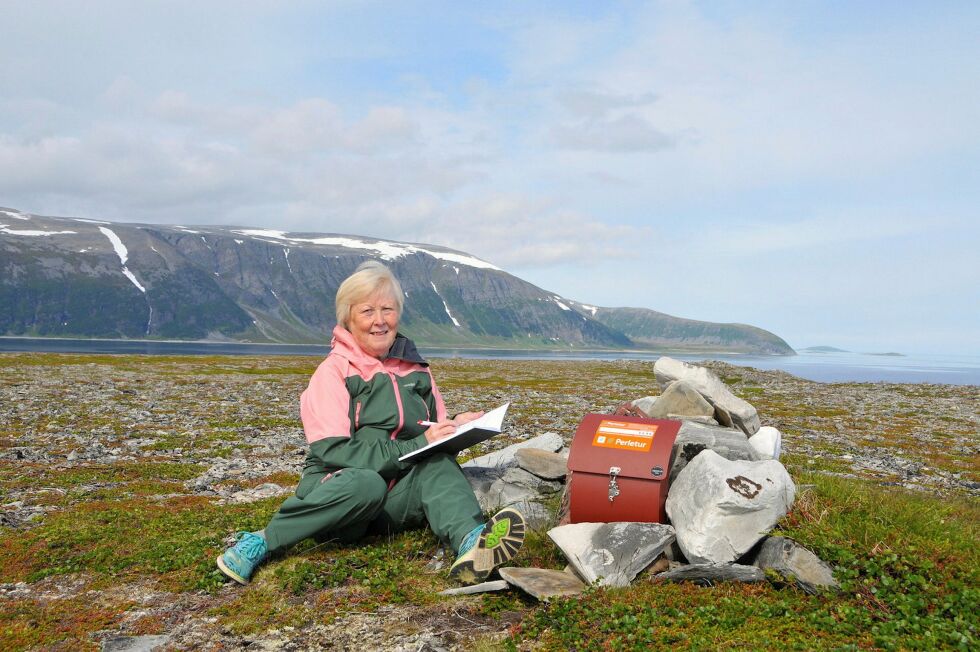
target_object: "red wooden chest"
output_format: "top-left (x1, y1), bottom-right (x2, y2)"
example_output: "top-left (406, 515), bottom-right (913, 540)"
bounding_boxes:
top-left (566, 414), bottom-right (681, 524)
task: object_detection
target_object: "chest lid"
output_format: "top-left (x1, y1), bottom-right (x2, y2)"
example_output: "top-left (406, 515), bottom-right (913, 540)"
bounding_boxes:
top-left (567, 414), bottom-right (681, 481)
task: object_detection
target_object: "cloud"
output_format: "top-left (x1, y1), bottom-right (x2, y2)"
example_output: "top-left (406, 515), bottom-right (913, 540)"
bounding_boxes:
top-left (557, 89), bottom-right (659, 119)
top-left (548, 113), bottom-right (676, 152)
top-left (692, 212), bottom-right (952, 257)
top-left (0, 86), bottom-right (480, 222)
top-left (405, 194), bottom-right (655, 268)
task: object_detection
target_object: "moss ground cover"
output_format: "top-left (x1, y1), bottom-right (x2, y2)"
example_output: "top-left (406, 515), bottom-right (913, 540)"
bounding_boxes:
top-left (0, 352), bottom-right (976, 650)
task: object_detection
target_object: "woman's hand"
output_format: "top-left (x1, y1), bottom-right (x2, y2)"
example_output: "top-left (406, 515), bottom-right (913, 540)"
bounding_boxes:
top-left (424, 419), bottom-right (458, 444)
top-left (451, 411), bottom-right (485, 426)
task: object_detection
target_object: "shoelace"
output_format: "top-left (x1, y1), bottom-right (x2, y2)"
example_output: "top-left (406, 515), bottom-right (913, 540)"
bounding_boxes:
top-left (235, 532), bottom-right (267, 561)
top-left (458, 523), bottom-right (484, 556)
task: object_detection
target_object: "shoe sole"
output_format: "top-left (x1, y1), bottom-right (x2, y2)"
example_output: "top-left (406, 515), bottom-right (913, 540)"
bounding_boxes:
top-left (216, 554), bottom-right (249, 585)
top-left (449, 507), bottom-right (525, 585)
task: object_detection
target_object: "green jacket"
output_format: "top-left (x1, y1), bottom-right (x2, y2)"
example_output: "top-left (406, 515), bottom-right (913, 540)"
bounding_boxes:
top-left (299, 325), bottom-right (448, 480)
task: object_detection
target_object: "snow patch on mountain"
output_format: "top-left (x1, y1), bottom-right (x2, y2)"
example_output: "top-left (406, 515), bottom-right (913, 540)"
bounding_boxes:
top-left (1, 210), bottom-right (30, 221)
top-left (98, 227), bottom-right (145, 293)
top-left (1, 224), bottom-right (77, 236)
top-left (430, 282), bottom-right (461, 328)
top-left (232, 229), bottom-right (500, 271)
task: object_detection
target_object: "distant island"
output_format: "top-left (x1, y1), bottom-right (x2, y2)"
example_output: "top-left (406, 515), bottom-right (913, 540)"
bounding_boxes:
top-left (801, 346), bottom-right (904, 357)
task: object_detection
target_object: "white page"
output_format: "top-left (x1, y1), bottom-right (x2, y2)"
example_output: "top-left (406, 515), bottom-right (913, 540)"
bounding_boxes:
top-left (450, 402), bottom-right (509, 436)
top-left (398, 402), bottom-right (509, 461)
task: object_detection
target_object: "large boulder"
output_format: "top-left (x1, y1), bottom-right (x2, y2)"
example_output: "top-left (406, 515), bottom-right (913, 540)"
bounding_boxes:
top-left (654, 357), bottom-right (761, 435)
top-left (637, 380), bottom-right (715, 420)
top-left (665, 450), bottom-right (796, 564)
top-left (548, 522), bottom-right (676, 587)
top-left (669, 420), bottom-right (762, 484)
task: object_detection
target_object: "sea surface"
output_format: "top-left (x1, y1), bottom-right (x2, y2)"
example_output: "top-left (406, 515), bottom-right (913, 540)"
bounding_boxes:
top-left (1, 337), bottom-right (977, 385)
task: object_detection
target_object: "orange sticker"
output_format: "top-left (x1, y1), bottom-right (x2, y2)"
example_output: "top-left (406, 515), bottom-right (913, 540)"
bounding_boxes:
top-left (591, 419), bottom-right (658, 453)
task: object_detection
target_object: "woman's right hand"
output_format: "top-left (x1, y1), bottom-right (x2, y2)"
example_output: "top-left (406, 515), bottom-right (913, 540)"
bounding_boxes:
top-left (424, 419), bottom-right (458, 444)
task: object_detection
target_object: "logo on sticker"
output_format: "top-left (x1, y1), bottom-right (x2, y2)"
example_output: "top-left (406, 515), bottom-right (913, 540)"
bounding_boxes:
top-left (592, 419), bottom-right (658, 453)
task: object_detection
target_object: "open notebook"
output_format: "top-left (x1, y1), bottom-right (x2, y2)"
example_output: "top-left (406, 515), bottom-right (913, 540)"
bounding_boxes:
top-left (398, 403), bottom-right (509, 462)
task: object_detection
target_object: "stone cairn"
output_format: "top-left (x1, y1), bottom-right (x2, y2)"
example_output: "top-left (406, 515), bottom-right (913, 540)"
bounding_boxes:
top-left (440, 357), bottom-right (839, 600)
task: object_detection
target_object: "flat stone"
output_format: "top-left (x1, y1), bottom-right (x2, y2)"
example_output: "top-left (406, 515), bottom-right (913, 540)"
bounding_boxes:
top-left (462, 432), bottom-right (564, 470)
top-left (501, 467), bottom-right (563, 494)
top-left (102, 635), bottom-right (171, 652)
top-left (631, 396), bottom-right (658, 416)
top-left (669, 420), bottom-right (761, 484)
top-left (665, 450), bottom-right (796, 564)
top-left (749, 426), bottom-right (782, 460)
top-left (655, 563), bottom-right (765, 585)
top-left (748, 536), bottom-right (839, 594)
top-left (670, 414), bottom-right (719, 426)
top-left (643, 380), bottom-right (715, 419)
top-left (425, 547), bottom-right (447, 572)
top-left (438, 580), bottom-right (510, 596)
top-left (498, 567), bottom-right (585, 600)
top-left (515, 447), bottom-right (568, 480)
top-left (654, 357), bottom-right (761, 435)
top-left (548, 522), bottom-right (676, 587)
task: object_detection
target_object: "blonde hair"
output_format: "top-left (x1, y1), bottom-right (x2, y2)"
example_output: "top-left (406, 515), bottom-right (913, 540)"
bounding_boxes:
top-left (335, 260), bottom-right (405, 329)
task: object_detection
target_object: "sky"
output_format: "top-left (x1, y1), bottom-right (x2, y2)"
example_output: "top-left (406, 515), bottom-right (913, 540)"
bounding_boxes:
top-left (1, 0), bottom-right (978, 354)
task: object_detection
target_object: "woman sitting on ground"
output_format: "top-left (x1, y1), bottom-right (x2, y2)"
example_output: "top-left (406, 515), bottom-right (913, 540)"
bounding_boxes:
top-left (216, 260), bottom-right (524, 585)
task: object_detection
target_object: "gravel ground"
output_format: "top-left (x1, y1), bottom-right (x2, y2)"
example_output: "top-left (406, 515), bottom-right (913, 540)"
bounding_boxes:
top-left (0, 353), bottom-right (977, 650)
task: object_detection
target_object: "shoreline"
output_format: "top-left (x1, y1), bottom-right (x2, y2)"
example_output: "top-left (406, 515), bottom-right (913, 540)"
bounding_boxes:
top-left (0, 334), bottom-right (790, 357)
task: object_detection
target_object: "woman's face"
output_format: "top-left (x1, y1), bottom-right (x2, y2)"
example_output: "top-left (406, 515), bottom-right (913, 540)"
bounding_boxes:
top-left (349, 289), bottom-right (399, 358)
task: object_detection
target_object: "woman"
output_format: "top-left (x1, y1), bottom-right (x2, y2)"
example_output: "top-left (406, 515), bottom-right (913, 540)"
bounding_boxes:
top-left (216, 261), bottom-right (524, 586)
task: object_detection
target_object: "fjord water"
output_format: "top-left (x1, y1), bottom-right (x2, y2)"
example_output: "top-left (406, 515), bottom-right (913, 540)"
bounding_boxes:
top-left (1, 337), bottom-right (977, 385)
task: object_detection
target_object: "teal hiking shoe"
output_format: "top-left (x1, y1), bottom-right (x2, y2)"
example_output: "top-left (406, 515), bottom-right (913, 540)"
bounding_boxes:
top-left (449, 507), bottom-right (525, 585)
top-left (216, 531), bottom-right (268, 584)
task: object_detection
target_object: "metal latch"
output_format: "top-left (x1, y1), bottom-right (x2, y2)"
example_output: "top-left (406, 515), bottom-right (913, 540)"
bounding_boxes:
top-left (608, 466), bottom-right (621, 502)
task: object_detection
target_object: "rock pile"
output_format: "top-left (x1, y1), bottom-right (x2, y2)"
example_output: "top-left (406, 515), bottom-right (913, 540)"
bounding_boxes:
top-left (456, 357), bottom-right (839, 601)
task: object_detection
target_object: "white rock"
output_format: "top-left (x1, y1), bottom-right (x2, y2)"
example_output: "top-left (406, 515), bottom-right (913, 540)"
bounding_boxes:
top-left (438, 580), bottom-right (510, 596)
top-left (653, 357), bottom-right (761, 435)
top-left (749, 426), bottom-right (782, 460)
top-left (665, 450), bottom-right (796, 564)
top-left (462, 432), bottom-right (563, 470)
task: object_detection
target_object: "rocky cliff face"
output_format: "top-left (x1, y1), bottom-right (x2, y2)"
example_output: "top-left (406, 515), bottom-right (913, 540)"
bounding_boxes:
top-left (0, 207), bottom-right (791, 353)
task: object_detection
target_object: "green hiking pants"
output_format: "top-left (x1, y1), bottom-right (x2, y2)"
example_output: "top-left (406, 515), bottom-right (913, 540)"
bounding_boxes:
top-left (263, 453), bottom-right (484, 555)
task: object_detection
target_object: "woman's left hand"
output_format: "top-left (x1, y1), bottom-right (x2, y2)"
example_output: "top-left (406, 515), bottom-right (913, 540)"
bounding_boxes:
top-left (451, 411), bottom-right (485, 425)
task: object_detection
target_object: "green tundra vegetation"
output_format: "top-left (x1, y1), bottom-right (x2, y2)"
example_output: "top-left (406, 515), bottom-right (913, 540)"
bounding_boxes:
top-left (0, 353), bottom-right (976, 650)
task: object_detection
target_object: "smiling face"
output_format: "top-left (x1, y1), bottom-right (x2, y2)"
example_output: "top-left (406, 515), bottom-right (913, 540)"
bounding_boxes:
top-left (348, 289), bottom-right (399, 358)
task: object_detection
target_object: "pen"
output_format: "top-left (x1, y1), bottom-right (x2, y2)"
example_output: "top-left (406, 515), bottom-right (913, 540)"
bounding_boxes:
top-left (417, 420), bottom-right (438, 427)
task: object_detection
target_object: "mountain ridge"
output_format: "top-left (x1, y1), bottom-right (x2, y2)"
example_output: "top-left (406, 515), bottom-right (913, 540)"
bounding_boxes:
top-left (0, 207), bottom-right (794, 355)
